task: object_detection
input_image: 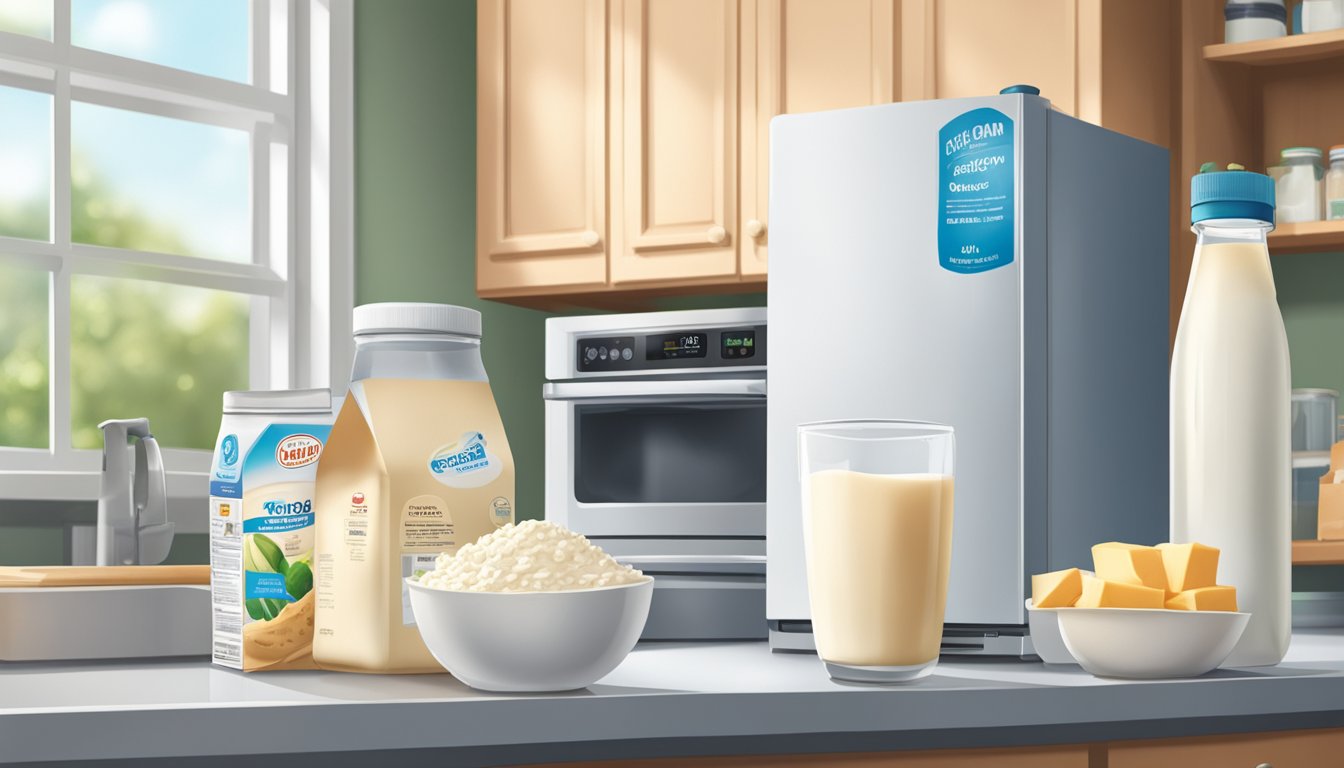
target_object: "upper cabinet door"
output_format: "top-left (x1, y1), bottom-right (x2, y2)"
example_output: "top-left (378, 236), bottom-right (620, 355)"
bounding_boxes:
top-left (611, 0), bottom-right (739, 286)
top-left (741, 0), bottom-right (897, 277)
top-left (921, 0), bottom-right (1079, 113)
top-left (477, 0), bottom-right (607, 296)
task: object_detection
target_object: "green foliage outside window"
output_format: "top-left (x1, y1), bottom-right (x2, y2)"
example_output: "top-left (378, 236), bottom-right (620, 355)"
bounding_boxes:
top-left (0, 156), bottom-right (248, 451)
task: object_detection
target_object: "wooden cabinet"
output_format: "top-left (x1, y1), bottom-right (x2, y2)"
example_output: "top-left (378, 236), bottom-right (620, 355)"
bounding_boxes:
top-left (1109, 728), bottom-right (1344, 767)
top-left (922, 0), bottom-right (1081, 112)
top-left (477, 0), bottom-right (900, 302)
top-left (522, 729), bottom-right (1344, 767)
top-left (476, 0), bottom-right (608, 297)
top-left (902, 0), bottom-right (1173, 149)
top-left (476, 0), bottom-right (1172, 304)
top-left (524, 745), bottom-right (1090, 767)
top-left (740, 0), bottom-right (898, 276)
top-left (610, 0), bottom-right (739, 285)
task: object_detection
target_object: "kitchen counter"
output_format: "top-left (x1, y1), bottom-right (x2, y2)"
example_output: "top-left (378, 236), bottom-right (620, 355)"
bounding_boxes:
top-left (2, 630), bottom-right (1344, 766)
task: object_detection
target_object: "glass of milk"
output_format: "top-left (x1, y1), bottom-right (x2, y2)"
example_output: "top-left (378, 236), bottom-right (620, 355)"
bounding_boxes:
top-left (797, 420), bottom-right (955, 683)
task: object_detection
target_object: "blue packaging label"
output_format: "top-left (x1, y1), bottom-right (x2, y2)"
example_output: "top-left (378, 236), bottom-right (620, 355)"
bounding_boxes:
top-left (243, 499), bottom-right (314, 534)
top-left (428, 431), bottom-right (504, 489)
top-left (210, 424), bottom-right (332, 499)
top-left (245, 570), bottom-right (294, 601)
top-left (937, 108), bottom-right (1015, 274)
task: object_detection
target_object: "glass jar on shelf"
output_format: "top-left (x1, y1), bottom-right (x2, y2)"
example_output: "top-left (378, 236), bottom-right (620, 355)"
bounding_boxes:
top-left (1270, 147), bottom-right (1324, 224)
top-left (1326, 145), bottom-right (1344, 221)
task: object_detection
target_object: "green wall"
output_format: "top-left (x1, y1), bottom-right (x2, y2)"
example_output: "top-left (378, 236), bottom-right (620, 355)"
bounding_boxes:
top-left (1273, 252), bottom-right (1344, 400)
top-left (355, 0), bottom-right (549, 520)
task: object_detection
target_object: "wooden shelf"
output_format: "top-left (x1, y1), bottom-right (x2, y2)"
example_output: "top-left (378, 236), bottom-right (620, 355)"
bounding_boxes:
top-left (1205, 28), bottom-right (1344, 66)
top-left (1269, 221), bottom-right (1344, 255)
top-left (1293, 539), bottom-right (1344, 565)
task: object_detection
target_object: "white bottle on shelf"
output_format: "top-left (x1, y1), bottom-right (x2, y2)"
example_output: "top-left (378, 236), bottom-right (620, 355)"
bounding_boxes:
top-left (1171, 170), bottom-right (1291, 668)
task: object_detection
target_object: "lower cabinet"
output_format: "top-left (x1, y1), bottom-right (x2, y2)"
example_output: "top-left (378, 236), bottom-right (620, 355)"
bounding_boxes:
top-left (524, 745), bottom-right (1092, 767)
top-left (523, 729), bottom-right (1344, 767)
top-left (1108, 728), bottom-right (1344, 768)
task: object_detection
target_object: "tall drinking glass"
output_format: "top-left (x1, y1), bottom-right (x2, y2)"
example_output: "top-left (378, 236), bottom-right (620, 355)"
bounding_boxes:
top-left (798, 420), bottom-right (955, 683)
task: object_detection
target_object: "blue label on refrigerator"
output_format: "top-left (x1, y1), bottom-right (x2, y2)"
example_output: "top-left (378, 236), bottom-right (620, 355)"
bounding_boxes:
top-left (937, 108), bottom-right (1015, 274)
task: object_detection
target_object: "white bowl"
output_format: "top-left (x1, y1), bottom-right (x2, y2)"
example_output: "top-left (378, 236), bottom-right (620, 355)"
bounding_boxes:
top-left (1025, 599), bottom-right (1076, 664)
top-left (1056, 607), bottom-right (1250, 679)
top-left (406, 577), bottom-right (653, 692)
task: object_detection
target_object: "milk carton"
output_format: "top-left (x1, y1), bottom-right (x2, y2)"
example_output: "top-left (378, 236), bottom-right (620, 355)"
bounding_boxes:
top-left (313, 303), bottom-right (514, 673)
top-left (209, 389), bottom-right (332, 671)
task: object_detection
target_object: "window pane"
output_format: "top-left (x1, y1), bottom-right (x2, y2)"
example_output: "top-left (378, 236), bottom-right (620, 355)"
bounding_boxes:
top-left (71, 0), bottom-right (249, 83)
top-left (0, 262), bottom-right (49, 449)
top-left (0, 0), bottom-right (52, 39)
top-left (72, 102), bottom-right (250, 263)
top-left (0, 85), bottom-right (51, 241)
top-left (71, 276), bottom-right (248, 450)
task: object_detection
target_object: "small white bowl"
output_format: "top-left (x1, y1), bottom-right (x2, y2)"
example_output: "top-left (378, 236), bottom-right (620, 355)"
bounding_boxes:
top-left (406, 577), bottom-right (653, 692)
top-left (1056, 607), bottom-right (1250, 679)
top-left (1025, 599), bottom-right (1076, 664)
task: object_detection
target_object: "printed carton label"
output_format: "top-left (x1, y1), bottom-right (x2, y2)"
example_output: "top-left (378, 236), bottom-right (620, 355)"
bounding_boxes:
top-left (937, 107), bottom-right (1016, 274)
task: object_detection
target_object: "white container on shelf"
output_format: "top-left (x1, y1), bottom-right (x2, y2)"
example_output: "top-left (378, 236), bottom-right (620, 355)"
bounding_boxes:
top-left (1303, 0), bottom-right (1344, 33)
top-left (1272, 147), bottom-right (1324, 224)
top-left (1225, 1), bottom-right (1288, 43)
top-left (1327, 146), bottom-right (1344, 221)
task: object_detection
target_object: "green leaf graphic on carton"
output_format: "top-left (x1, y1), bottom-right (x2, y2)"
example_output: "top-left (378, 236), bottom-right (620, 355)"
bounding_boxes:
top-left (285, 561), bottom-right (313, 601)
top-left (244, 533), bottom-right (289, 575)
top-left (245, 597), bottom-right (288, 621)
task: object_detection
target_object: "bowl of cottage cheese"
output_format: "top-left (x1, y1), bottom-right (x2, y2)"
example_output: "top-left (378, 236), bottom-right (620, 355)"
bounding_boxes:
top-left (406, 519), bottom-right (653, 692)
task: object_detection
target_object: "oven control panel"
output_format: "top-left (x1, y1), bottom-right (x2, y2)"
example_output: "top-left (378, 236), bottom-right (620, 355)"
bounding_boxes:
top-left (577, 325), bottom-right (766, 372)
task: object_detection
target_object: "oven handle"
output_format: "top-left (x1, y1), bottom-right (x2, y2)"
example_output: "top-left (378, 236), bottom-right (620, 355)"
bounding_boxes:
top-left (542, 379), bottom-right (766, 401)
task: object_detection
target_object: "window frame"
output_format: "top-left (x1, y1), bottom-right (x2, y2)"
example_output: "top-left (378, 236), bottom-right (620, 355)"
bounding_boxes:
top-left (0, 0), bottom-right (354, 503)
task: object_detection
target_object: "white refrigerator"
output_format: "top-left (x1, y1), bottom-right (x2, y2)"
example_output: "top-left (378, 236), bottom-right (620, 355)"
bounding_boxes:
top-left (766, 89), bottom-right (1171, 656)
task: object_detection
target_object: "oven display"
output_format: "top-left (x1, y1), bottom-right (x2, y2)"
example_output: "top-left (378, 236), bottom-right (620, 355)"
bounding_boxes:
top-left (720, 330), bottom-right (756, 359)
top-left (647, 332), bottom-right (708, 360)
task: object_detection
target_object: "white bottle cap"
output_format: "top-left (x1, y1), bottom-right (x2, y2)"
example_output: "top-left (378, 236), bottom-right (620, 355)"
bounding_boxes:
top-left (223, 388), bottom-right (332, 414)
top-left (352, 302), bottom-right (482, 337)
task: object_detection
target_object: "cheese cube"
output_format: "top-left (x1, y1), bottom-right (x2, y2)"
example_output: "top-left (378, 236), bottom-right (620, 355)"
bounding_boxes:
top-left (1156, 542), bottom-right (1220, 593)
top-left (1091, 542), bottom-right (1169, 592)
top-left (1032, 568), bottom-right (1083, 608)
top-left (1075, 575), bottom-right (1165, 609)
top-left (1165, 585), bottom-right (1238, 612)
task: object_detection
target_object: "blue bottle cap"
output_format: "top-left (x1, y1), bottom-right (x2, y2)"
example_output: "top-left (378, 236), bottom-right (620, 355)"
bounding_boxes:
top-left (999, 84), bottom-right (1041, 96)
top-left (1190, 170), bottom-right (1275, 224)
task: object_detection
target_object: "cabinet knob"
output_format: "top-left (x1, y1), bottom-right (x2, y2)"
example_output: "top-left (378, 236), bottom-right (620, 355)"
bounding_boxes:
top-left (707, 225), bottom-right (727, 245)
top-left (580, 230), bottom-right (600, 248)
top-left (1255, 764), bottom-right (1273, 768)
top-left (746, 219), bottom-right (765, 238)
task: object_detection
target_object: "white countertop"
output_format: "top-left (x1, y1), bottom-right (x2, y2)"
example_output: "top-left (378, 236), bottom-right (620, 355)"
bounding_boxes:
top-left (2, 631), bottom-right (1343, 765)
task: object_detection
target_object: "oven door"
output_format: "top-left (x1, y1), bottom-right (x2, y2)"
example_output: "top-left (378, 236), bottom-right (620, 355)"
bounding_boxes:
top-left (543, 378), bottom-right (766, 537)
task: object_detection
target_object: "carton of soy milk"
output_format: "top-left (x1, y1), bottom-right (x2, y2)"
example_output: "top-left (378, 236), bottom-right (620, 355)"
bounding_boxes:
top-left (209, 389), bottom-right (333, 671)
top-left (313, 303), bottom-right (514, 673)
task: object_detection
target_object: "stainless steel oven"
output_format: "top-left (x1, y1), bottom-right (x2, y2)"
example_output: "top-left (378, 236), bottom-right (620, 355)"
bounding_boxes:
top-left (544, 308), bottom-right (767, 640)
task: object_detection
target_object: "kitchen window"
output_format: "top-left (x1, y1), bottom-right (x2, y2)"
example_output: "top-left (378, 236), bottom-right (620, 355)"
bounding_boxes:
top-left (0, 0), bottom-right (353, 500)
